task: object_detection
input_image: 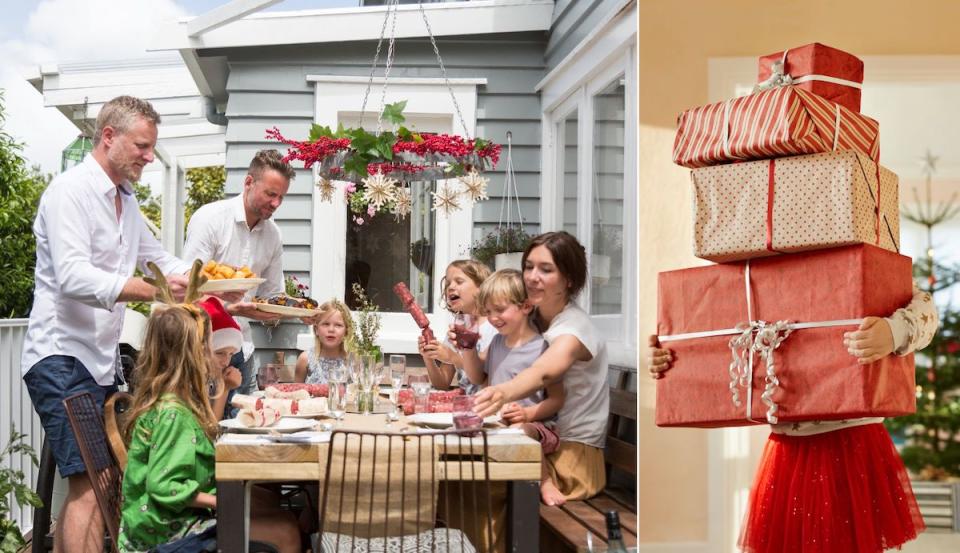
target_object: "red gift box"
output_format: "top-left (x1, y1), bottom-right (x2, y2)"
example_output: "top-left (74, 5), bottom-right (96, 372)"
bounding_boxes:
top-left (655, 244), bottom-right (915, 428)
top-left (758, 43), bottom-right (864, 113)
top-left (673, 87), bottom-right (879, 169)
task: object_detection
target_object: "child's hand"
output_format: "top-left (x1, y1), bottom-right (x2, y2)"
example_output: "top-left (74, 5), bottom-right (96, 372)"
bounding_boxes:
top-left (223, 366), bottom-right (242, 391)
top-left (501, 402), bottom-right (527, 424)
top-left (647, 334), bottom-right (673, 379)
top-left (223, 367), bottom-right (243, 390)
top-left (843, 316), bottom-right (894, 365)
top-left (420, 337), bottom-right (448, 362)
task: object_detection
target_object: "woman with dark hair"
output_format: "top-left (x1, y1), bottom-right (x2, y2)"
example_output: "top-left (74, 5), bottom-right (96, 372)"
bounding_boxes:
top-left (474, 231), bottom-right (609, 505)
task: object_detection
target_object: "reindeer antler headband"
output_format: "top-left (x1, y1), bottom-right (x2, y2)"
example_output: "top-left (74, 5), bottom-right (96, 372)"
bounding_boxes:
top-left (143, 259), bottom-right (210, 337)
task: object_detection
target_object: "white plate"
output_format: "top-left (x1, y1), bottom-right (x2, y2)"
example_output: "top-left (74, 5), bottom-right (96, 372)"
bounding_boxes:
top-left (219, 417), bottom-right (317, 434)
top-left (253, 303), bottom-right (319, 317)
top-left (199, 278), bottom-right (266, 293)
top-left (406, 413), bottom-right (499, 428)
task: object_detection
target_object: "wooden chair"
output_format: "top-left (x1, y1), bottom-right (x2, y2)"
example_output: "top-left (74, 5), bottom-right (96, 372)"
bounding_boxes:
top-left (62, 392), bottom-right (123, 553)
top-left (317, 428), bottom-right (496, 552)
top-left (104, 392), bottom-right (132, 471)
top-left (66, 392), bottom-right (281, 553)
top-left (540, 372), bottom-right (638, 552)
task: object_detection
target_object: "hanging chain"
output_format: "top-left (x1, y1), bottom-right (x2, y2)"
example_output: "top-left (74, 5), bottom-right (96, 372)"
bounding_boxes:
top-left (358, 0), bottom-right (395, 127)
top-left (418, 1), bottom-right (471, 138)
top-left (496, 131), bottom-right (524, 246)
top-left (361, 0), bottom-right (472, 138)
top-left (376, 0), bottom-right (400, 134)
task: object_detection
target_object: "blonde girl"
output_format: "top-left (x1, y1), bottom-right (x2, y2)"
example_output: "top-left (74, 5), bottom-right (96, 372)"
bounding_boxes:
top-left (295, 299), bottom-right (354, 383)
top-left (119, 304), bottom-right (299, 553)
top-left (419, 259), bottom-right (495, 391)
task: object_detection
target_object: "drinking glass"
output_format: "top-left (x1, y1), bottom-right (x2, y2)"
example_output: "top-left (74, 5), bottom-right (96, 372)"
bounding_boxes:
top-left (255, 364), bottom-right (278, 390)
top-left (408, 373), bottom-right (431, 413)
top-left (388, 355), bottom-right (406, 418)
top-left (453, 312), bottom-right (481, 350)
top-left (452, 395), bottom-right (482, 437)
top-left (327, 363), bottom-right (346, 423)
top-left (356, 353), bottom-right (383, 415)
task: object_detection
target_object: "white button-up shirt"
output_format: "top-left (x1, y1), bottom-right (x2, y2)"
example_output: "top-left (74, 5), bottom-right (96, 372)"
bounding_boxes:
top-left (21, 155), bottom-right (189, 385)
top-left (182, 194), bottom-right (284, 357)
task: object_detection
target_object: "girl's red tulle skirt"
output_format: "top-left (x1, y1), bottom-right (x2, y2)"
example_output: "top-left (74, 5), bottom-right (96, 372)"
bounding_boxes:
top-left (739, 423), bottom-right (924, 553)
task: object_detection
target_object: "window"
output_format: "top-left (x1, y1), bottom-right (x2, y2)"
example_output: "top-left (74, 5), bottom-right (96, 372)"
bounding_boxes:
top-left (590, 77), bottom-right (625, 316)
top-left (307, 76), bottom-right (484, 353)
top-left (559, 109), bottom-right (579, 236)
top-left (538, 38), bottom-right (637, 359)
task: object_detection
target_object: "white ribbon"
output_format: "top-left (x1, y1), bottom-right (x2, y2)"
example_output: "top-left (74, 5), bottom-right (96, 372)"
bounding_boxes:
top-left (753, 47), bottom-right (862, 94)
top-left (833, 105), bottom-right (842, 151)
top-left (658, 260), bottom-right (863, 424)
top-left (722, 100), bottom-right (733, 159)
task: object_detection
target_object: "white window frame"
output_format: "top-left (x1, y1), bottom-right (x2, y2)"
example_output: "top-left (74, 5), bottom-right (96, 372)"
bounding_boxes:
top-left (537, 4), bottom-right (637, 366)
top-left (305, 76), bottom-right (485, 353)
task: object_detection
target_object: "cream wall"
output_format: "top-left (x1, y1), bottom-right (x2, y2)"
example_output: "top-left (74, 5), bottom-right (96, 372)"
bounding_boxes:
top-left (638, 0), bottom-right (960, 546)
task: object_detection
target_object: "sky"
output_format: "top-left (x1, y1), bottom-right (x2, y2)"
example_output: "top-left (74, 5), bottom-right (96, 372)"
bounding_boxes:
top-left (0, 0), bottom-right (354, 175)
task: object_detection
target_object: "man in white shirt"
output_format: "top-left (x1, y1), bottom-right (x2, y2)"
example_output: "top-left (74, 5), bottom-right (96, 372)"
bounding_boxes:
top-left (182, 149), bottom-right (294, 394)
top-left (21, 96), bottom-right (190, 553)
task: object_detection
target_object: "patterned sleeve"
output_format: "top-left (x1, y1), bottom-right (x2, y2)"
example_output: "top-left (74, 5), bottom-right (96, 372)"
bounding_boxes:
top-left (886, 283), bottom-right (939, 356)
top-left (143, 407), bottom-right (205, 513)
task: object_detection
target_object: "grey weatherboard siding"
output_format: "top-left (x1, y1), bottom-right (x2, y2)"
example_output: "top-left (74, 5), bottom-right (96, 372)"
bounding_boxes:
top-left (199, 32), bottom-right (547, 355)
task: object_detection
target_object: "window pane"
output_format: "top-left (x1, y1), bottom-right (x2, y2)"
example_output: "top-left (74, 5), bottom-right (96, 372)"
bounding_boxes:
top-left (560, 110), bottom-right (579, 235)
top-left (590, 77), bottom-right (625, 315)
top-left (344, 181), bottom-right (435, 313)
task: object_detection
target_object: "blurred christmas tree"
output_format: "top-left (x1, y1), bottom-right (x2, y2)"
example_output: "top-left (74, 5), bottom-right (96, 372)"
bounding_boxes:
top-left (886, 151), bottom-right (960, 478)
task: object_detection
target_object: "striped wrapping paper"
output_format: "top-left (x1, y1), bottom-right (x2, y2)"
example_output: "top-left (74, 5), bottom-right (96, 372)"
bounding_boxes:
top-left (673, 86), bottom-right (879, 169)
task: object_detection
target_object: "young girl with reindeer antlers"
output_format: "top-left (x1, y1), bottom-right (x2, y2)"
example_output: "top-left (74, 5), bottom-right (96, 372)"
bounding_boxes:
top-left (118, 261), bottom-right (300, 553)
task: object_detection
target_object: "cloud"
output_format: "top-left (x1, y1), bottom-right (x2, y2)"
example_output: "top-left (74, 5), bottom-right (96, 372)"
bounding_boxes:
top-left (0, 0), bottom-right (188, 173)
top-left (24, 0), bottom-right (187, 63)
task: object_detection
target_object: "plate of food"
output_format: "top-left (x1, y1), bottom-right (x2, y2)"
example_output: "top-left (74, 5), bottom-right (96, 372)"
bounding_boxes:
top-left (406, 413), bottom-right (500, 429)
top-left (253, 294), bottom-right (320, 317)
top-left (198, 261), bottom-right (265, 293)
top-left (219, 416), bottom-right (316, 434)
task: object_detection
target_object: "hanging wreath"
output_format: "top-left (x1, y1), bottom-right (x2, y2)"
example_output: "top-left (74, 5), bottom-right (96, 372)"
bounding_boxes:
top-left (266, 101), bottom-right (500, 222)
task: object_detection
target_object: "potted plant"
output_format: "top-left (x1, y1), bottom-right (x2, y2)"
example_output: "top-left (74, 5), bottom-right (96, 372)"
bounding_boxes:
top-left (469, 227), bottom-right (533, 271)
top-left (346, 283), bottom-right (383, 414)
top-left (1, 424), bottom-right (42, 551)
top-left (592, 226), bottom-right (623, 286)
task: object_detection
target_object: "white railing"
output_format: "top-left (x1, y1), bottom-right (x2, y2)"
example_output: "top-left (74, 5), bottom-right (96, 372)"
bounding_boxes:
top-left (0, 319), bottom-right (43, 535)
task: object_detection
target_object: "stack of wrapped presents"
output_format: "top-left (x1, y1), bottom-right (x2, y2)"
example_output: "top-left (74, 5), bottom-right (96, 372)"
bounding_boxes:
top-left (656, 43), bottom-right (917, 428)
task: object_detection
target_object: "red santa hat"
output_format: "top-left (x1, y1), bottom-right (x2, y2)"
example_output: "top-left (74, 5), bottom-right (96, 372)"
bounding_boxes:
top-left (197, 297), bottom-right (242, 352)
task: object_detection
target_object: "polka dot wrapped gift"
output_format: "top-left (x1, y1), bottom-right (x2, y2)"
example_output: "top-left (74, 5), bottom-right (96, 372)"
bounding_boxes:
top-left (690, 150), bottom-right (900, 263)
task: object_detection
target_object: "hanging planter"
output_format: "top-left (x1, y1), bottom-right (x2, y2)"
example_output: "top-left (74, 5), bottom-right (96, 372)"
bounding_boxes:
top-left (468, 131), bottom-right (530, 270)
top-left (266, 102), bottom-right (500, 222)
top-left (266, 0), bottom-right (501, 225)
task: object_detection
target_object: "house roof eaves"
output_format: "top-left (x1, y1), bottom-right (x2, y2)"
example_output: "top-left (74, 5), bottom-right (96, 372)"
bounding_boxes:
top-left (150, 0), bottom-right (553, 52)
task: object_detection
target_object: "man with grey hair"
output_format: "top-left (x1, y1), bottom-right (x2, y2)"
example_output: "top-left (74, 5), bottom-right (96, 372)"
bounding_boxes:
top-left (22, 95), bottom-right (191, 553)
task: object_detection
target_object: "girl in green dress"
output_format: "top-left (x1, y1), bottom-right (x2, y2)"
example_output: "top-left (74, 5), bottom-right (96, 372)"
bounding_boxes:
top-left (118, 302), bottom-right (299, 553)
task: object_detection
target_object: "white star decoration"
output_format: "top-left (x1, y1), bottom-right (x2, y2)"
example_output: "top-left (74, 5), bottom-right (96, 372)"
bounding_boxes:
top-left (391, 186), bottom-right (412, 220)
top-left (458, 170), bottom-right (489, 203)
top-left (316, 176), bottom-right (335, 203)
top-left (431, 182), bottom-right (461, 216)
top-left (361, 171), bottom-right (397, 211)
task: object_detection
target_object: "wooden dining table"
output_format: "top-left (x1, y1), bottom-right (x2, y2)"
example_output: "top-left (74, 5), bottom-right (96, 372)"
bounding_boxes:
top-left (215, 411), bottom-right (542, 553)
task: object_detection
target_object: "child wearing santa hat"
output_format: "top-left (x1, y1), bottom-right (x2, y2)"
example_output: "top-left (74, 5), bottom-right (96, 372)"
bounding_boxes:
top-left (198, 297), bottom-right (244, 420)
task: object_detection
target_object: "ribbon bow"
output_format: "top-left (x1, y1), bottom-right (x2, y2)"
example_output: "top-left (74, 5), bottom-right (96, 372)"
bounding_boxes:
top-left (754, 60), bottom-right (794, 93)
top-left (728, 320), bottom-right (794, 424)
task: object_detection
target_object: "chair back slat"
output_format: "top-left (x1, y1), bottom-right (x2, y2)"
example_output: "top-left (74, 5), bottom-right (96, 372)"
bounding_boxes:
top-left (63, 392), bottom-right (122, 553)
top-left (318, 428), bottom-right (496, 552)
top-left (104, 392), bottom-right (133, 471)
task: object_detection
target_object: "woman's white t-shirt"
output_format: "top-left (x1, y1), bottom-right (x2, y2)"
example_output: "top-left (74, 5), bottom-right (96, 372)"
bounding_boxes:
top-left (541, 302), bottom-right (609, 449)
